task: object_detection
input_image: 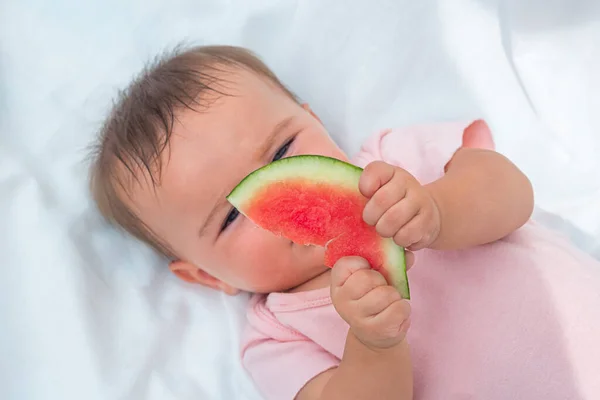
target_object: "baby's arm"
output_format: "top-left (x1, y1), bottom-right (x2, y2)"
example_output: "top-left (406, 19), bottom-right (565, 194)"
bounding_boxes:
top-left (426, 145), bottom-right (534, 250)
top-left (360, 123), bottom-right (534, 251)
top-left (297, 257), bottom-right (413, 400)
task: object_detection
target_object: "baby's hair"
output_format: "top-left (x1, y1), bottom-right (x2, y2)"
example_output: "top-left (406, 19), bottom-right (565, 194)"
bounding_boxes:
top-left (89, 45), bottom-right (297, 258)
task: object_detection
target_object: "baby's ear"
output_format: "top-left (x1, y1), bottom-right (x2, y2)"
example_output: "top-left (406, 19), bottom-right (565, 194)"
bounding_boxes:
top-left (169, 261), bottom-right (240, 295)
top-left (462, 120), bottom-right (495, 150)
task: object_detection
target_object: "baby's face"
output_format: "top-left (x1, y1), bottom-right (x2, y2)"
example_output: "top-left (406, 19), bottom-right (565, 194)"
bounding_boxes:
top-left (130, 68), bottom-right (346, 293)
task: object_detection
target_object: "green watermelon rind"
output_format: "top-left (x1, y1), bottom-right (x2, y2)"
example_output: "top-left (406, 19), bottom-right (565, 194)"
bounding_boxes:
top-left (227, 155), bottom-right (410, 299)
top-left (227, 155), bottom-right (363, 207)
top-left (383, 237), bottom-right (410, 299)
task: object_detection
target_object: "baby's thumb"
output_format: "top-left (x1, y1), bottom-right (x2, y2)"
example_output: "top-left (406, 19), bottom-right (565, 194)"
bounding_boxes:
top-left (462, 120), bottom-right (495, 150)
top-left (330, 256), bottom-right (370, 289)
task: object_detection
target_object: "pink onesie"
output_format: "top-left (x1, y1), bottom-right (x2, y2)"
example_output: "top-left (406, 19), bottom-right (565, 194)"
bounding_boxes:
top-left (240, 122), bottom-right (600, 400)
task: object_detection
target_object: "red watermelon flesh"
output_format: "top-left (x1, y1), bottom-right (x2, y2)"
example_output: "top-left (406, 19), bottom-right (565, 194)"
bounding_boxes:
top-left (247, 181), bottom-right (385, 269)
top-left (227, 155), bottom-right (409, 298)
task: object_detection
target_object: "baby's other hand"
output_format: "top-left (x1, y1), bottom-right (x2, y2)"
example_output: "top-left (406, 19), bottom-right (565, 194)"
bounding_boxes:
top-left (360, 161), bottom-right (440, 251)
top-left (331, 257), bottom-right (411, 350)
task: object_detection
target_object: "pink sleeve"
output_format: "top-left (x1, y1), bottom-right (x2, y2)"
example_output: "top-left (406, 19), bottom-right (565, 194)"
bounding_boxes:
top-left (242, 327), bottom-right (338, 400)
top-left (353, 121), bottom-right (490, 185)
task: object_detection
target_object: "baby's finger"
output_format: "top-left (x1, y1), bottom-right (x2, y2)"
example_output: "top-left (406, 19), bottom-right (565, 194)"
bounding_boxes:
top-left (408, 237), bottom-right (431, 251)
top-left (362, 181), bottom-right (407, 226)
top-left (393, 214), bottom-right (426, 248)
top-left (374, 198), bottom-right (420, 238)
top-left (331, 256), bottom-right (371, 289)
top-left (367, 299), bottom-right (412, 335)
top-left (357, 285), bottom-right (402, 317)
top-left (359, 161), bottom-right (395, 199)
top-left (342, 269), bottom-right (388, 300)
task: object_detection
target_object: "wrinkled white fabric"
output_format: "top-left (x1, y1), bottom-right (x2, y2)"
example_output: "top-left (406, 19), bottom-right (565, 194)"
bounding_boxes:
top-left (0, 1), bottom-right (599, 399)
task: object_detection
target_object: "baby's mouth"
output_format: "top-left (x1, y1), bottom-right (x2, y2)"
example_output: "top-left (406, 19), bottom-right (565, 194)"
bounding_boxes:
top-left (290, 240), bottom-right (316, 248)
top-left (293, 243), bottom-right (324, 256)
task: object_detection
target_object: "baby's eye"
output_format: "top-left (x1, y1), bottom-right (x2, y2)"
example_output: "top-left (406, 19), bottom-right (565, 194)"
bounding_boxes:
top-left (272, 137), bottom-right (295, 161)
top-left (221, 207), bottom-right (239, 232)
top-left (220, 138), bottom-right (294, 233)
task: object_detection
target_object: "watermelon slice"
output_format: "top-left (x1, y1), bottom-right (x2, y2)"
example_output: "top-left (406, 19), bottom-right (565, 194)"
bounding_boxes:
top-left (227, 155), bottom-right (410, 299)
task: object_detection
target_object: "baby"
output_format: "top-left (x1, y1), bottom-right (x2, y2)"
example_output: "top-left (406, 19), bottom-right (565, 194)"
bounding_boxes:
top-left (90, 46), bottom-right (600, 399)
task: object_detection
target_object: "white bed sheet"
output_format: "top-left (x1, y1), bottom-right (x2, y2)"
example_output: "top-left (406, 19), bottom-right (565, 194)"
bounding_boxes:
top-left (1, 0), bottom-right (599, 399)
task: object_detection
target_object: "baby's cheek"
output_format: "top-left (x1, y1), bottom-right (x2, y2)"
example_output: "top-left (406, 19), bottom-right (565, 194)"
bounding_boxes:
top-left (230, 226), bottom-right (294, 290)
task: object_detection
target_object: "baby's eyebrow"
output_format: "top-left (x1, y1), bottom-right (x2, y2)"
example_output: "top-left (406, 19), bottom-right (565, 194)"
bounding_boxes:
top-left (255, 116), bottom-right (295, 160)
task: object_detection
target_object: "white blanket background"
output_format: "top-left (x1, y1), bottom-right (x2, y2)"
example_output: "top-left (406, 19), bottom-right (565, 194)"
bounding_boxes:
top-left (1, 0), bottom-right (599, 399)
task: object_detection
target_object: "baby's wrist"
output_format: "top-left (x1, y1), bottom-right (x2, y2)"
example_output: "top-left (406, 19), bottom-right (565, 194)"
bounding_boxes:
top-left (349, 327), bottom-right (408, 353)
top-left (347, 330), bottom-right (409, 360)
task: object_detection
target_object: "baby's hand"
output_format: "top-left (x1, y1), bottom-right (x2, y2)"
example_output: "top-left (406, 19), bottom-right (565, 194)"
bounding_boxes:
top-left (331, 257), bottom-right (411, 350)
top-left (360, 161), bottom-right (441, 251)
